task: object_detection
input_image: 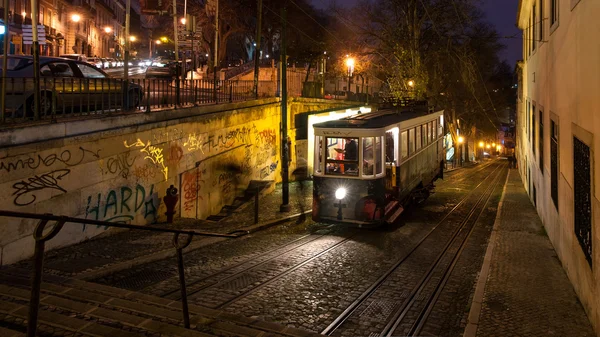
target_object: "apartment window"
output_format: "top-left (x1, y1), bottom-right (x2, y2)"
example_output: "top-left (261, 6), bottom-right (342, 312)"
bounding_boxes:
top-left (539, 0), bottom-right (544, 40)
top-left (532, 105), bottom-right (536, 154)
top-left (550, 119), bottom-right (558, 209)
top-left (532, 3), bottom-right (537, 50)
top-left (551, 0), bottom-right (558, 25)
top-left (573, 137), bottom-right (592, 267)
top-left (525, 102), bottom-right (531, 137)
top-left (539, 110), bottom-right (544, 174)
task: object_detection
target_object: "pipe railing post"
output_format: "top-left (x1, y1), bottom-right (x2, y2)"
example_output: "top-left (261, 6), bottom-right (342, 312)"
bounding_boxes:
top-left (27, 217), bottom-right (65, 337)
top-left (173, 232), bottom-right (193, 328)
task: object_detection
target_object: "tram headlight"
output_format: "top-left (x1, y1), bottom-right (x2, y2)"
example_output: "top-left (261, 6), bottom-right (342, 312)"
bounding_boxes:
top-left (335, 188), bottom-right (347, 200)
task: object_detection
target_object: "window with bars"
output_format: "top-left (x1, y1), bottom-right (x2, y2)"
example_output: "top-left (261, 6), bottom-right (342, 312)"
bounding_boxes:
top-left (551, 0), bottom-right (558, 26)
top-left (573, 137), bottom-right (592, 267)
top-left (539, 110), bottom-right (544, 174)
top-left (532, 3), bottom-right (537, 50)
top-left (539, 0), bottom-right (544, 40)
top-left (532, 105), bottom-right (536, 154)
top-left (550, 120), bottom-right (558, 209)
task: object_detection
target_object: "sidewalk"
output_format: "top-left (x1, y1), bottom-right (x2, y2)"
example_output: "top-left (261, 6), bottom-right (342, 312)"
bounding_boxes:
top-left (464, 169), bottom-right (595, 337)
top-left (15, 181), bottom-right (313, 281)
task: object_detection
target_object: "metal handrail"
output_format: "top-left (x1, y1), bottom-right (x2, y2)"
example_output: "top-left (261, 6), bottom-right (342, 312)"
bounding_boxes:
top-left (0, 209), bottom-right (243, 336)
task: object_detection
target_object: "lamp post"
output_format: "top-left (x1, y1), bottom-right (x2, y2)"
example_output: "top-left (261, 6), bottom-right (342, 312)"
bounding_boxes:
top-left (458, 136), bottom-right (465, 166)
top-left (346, 56), bottom-right (354, 97)
top-left (103, 27), bottom-right (112, 58)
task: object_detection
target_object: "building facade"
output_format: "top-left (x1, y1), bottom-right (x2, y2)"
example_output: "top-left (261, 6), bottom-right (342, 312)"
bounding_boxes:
top-left (1, 0), bottom-right (126, 57)
top-left (517, 0), bottom-right (599, 333)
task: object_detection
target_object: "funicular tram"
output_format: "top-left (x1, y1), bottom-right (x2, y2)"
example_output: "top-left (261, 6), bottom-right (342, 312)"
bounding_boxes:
top-left (311, 102), bottom-right (445, 227)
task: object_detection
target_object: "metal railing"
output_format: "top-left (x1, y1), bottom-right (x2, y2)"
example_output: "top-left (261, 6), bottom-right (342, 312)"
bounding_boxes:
top-left (0, 77), bottom-right (272, 124)
top-left (0, 209), bottom-right (244, 337)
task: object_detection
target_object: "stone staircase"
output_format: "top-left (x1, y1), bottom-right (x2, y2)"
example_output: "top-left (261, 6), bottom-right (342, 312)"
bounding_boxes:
top-left (0, 267), bottom-right (319, 337)
top-left (206, 180), bottom-right (273, 222)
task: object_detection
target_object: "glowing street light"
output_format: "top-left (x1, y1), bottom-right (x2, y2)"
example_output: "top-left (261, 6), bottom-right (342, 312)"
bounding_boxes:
top-left (492, 142), bottom-right (496, 147)
top-left (129, 36), bottom-right (136, 42)
top-left (180, 17), bottom-right (186, 25)
top-left (155, 40), bottom-right (161, 44)
top-left (458, 136), bottom-right (465, 144)
top-left (408, 80), bottom-right (415, 87)
top-left (486, 144), bottom-right (491, 149)
top-left (104, 27), bottom-right (112, 33)
top-left (479, 141), bottom-right (484, 148)
top-left (71, 14), bottom-right (81, 22)
top-left (160, 37), bottom-right (168, 43)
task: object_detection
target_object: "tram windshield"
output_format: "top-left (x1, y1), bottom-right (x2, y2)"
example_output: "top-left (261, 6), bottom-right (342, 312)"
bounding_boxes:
top-left (324, 137), bottom-right (359, 176)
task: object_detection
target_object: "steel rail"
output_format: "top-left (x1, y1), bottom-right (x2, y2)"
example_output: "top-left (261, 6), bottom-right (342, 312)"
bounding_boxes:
top-left (383, 163), bottom-right (506, 337)
top-left (321, 161), bottom-right (504, 335)
top-left (160, 232), bottom-right (327, 299)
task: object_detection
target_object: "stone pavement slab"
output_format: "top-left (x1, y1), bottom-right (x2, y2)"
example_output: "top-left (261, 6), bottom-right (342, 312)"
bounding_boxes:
top-left (465, 169), bottom-right (595, 337)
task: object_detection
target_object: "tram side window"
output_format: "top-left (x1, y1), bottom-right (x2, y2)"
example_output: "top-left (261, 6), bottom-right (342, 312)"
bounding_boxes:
top-left (422, 124), bottom-right (428, 147)
top-left (438, 117), bottom-right (443, 137)
top-left (314, 136), bottom-right (323, 174)
top-left (385, 131), bottom-right (396, 164)
top-left (416, 126), bottom-right (422, 150)
top-left (432, 120), bottom-right (437, 139)
top-left (325, 137), bottom-right (359, 176)
top-left (409, 128), bottom-right (415, 155)
top-left (428, 122), bottom-right (433, 143)
top-left (363, 137), bottom-right (374, 176)
top-left (401, 131), bottom-right (408, 159)
top-left (375, 136), bottom-right (383, 174)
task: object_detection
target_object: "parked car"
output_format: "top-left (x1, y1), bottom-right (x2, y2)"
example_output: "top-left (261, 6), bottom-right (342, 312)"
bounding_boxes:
top-left (0, 56), bottom-right (143, 118)
top-left (101, 58), bottom-right (110, 69)
top-left (145, 60), bottom-right (176, 78)
top-left (87, 57), bottom-right (103, 69)
top-left (107, 58), bottom-right (118, 68)
top-left (59, 54), bottom-right (87, 62)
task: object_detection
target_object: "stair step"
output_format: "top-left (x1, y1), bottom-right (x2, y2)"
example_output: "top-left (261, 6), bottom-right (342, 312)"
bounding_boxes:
top-left (386, 205), bottom-right (405, 224)
top-left (0, 325), bottom-right (24, 337)
top-left (385, 200), bottom-right (399, 214)
top-left (206, 215), bottom-right (227, 222)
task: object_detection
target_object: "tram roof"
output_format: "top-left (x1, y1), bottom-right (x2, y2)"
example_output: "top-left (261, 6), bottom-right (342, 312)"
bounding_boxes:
top-left (313, 108), bottom-right (442, 129)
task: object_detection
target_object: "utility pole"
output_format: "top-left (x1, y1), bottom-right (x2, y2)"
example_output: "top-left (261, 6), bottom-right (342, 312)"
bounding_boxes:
top-left (253, 0), bottom-right (262, 99)
top-left (173, 0), bottom-right (180, 105)
top-left (280, 0), bottom-right (290, 212)
top-left (30, 0), bottom-right (40, 120)
top-left (213, 0), bottom-right (219, 103)
top-left (1, 0), bottom-right (10, 122)
top-left (124, 0), bottom-right (130, 81)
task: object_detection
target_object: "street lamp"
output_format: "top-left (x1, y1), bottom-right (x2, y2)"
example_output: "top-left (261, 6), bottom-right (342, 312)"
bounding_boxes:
top-left (129, 36), bottom-right (136, 42)
top-left (71, 14), bottom-right (81, 22)
top-left (479, 141), bottom-right (484, 148)
top-left (346, 56), bottom-right (355, 96)
top-left (104, 27), bottom-right (112, 33)
top-left (458, 136), bottom-right (465, 166)
top-left (155, 40), bottom-right (161, 45)
top-left (408, 80), bottom-right (415, 87)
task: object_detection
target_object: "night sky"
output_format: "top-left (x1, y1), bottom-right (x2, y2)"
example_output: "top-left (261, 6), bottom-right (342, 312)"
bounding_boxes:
top-left (310, 0), bottom-right (522, 66)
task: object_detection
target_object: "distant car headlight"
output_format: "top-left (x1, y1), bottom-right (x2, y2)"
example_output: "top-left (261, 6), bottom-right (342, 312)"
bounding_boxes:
top-left (335, 188), bottom-right (347, 200)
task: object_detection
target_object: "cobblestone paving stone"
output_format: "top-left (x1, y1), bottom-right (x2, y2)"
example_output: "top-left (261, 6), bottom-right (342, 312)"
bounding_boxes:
top-left (221, 164), bottom-right (504, 334)
top-left (475, 170), bottom-right (595, 337)
top-left (418, 169), bottom-right (506, 337)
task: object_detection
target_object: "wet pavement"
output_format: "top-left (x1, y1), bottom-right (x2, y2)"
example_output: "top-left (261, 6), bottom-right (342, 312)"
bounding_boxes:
top-left (3, 159), bottom-right (595, 337)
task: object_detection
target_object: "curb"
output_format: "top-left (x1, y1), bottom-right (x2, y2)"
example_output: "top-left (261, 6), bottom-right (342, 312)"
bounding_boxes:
top-left (463, 169), bottom-right (510, 337)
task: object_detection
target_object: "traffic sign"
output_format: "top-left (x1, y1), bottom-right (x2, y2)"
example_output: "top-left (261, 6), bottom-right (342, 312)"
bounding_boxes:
top-left (22, 24), bottom-right (46, 45)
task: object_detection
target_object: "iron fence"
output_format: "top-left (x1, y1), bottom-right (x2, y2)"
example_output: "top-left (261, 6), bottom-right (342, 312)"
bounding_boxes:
top-left (0, 209), bottom-right (244, 337)
top-left (0, 77), bottom-right (271, 124)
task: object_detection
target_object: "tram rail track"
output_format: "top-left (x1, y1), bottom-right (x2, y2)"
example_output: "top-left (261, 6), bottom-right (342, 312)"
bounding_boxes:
top-left (321, 162), bottom-right (506, 336)
top-left (159, 231), bottom-right (332, 300)
top-left (384, 163), bottom-right (505, 337)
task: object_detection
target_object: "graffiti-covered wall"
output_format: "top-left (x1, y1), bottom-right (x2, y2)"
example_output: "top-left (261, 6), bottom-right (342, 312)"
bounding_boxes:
top-left (0, 98), bottom-right (359, 265)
